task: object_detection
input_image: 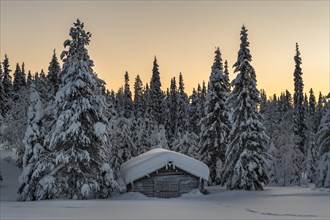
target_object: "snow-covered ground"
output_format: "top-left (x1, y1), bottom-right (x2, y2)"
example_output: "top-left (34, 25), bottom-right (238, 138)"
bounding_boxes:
top-left (1, 148), bottom-right (329, 220)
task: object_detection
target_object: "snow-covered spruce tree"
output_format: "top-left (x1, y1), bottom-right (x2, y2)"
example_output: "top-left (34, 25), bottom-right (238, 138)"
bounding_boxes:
top-left (263, 94), bottom-right (281, 146)
top-left (199, 47), bottom-right (231, 184)
top-left (123, 71), bottom-right (133, 119)
top-left (33, 69), bottom-right (50, 103)
top-left (13, 63), bottom-right (23, 94)
top-left (108, 116), bottom-right (135, 177)
top-left (106, 89), bottom-right (116, 108)
top-left (167, 77), bottom-right (178, 143)
top-left (192, 83), bottom-right (205, 137)
top-left (197, 81), bottom-right (207, 125)
top-left (114, 87), bottom-right (124, 117)
top-left (150, 124), bottom-right (168, 149)
top-left (284, 90), bottom-right (293, 112)
top-left (306, 139), bottom-right (318, 183)
top-left (132, 118), bottom-right (150, 156)
top-left (188, 88), bottom-right (200, 136)
top-left (305, 88), bottom-right (318, 183)
top-left (309, 89), bottom-right (317, 132)
top-left (149, 57), bottom-right (164, 125)
top-left (293, 43), bottom-right (307, 156)
top-left (48, 19), bottom-right (117, 199)
top-left (108, 72), bottom-right (136, 164)
top-left (2, 80), bottom-right (29, 166)
top-left (304, 93), bottom-right (309, 116)
top-left (259, 89), bottom-right (267, 114)
top-left (1, 55), bottom-right (13, 120)
top-left (21, 63), bottom-right (27, 87)
top-left (133, 74), bottom-right (145, 119)
top-left (140, 58), bottom-right (168, 150)
top-left (221, 26), bottom-right (270, 190)
top-left (223, 60), bottom-right (231, 93)
top-left (2, 54), bottom-right (13, 98)
top-left (177, 72), bottom-right (189, 135)
top-left (172, 131), bottom-right (199, 158)
top-left (315, 92), bottom-right (324, 129)
top-left (144, 88), bottom-right (168, 149)
top-left (17, 83), bottom-right (46, 201)
top-left (47, 49), bottom-right (61, 96)
top-left (26, 71), bottom-right (32, 87)
top-left (163, 89), bottom-right (171, 141)
top-left (172, 73), bottom-right (198, 156)
top-left (43, 55), bottom-right (65, 162)
top-left (316, 95), bottom-right (330, 188)
top-left (132, 74), bottom-right (150, 156)
top-left (0, 63), bottom-right (9, 119)
top-left (268, 91), bottom-right (303, 186)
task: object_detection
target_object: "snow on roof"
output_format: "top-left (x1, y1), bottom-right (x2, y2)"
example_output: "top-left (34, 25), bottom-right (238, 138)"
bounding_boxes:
top-left (120, 148), bottom-right (210, 184)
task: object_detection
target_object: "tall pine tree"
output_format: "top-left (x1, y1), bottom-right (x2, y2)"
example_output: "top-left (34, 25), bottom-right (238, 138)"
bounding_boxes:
top-left (48, 19), bottom-right (117, 199)
top-left (2, 54), bottom-right (12, 98)
top-left (316, 94), bottom-right (330, 188)
top-left (0, 64), bottom-right (9, 118)
top-left (309, 88), bottom-right (317, 132)
top-left (149, 57), bottom-right (164, 125)
top-left (133, 74), bottom-right (145, 118)
top-left (47, 49), bottom-right (61, 96)
top-left (293, 43), bottom-right (307, 156)
top-left (221, 26), bottom-right (270, 190)
top-left (223, 60), bottom-right (231, 93)
top-left (177, 72), bottom-right (188, 135)
top-left (13, 63), bottom-right (23, 93)
top-left (292, 43), bottom-right (307, 183)
top-left (188, 88), bottom-right (200, 136)
top-left (305, 88), bottom-right (318, 183)
top-left (18, 83), bottom-right (46, 201)
top-left (199, 47), bottom-right (231, 184)
top-left (123, 71), bottom-right (133, 119)
top-left (167, 77), bottom-right (178, 142)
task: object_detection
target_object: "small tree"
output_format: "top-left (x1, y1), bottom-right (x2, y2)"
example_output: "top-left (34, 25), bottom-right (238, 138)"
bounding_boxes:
top-left (188, 88), bottom-right (200, 136)
top-left (2, 54), bottom-right (12, 98)
top-left (13, 63), bottom-right (22, 95)
top-left (316, 95), bottom-right (330, 188)
top-left (18, 83), bottom-right (46, 201)
top-left (47, 49), bottom-right (61, 95)
top-left (223, 60), bottom-right (231, 93)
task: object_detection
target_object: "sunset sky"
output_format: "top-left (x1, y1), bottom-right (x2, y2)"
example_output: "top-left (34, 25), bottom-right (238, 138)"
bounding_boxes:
top-left (1, 1), bottom-right (329, 97)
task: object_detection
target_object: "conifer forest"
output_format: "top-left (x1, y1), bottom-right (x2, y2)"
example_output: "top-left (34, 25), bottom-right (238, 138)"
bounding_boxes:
top-left (0, 19), bottom-right (329, 202)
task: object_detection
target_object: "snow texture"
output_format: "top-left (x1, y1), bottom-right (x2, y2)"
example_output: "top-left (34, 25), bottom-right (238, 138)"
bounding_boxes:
top-left (1, 145), bottom-right (329, 219)
top-left (120, 148), bottom-right (210, 183)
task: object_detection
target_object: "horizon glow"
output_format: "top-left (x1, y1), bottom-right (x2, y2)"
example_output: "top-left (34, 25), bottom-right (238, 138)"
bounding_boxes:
top-left (1, 1), bottom-right (329, 98)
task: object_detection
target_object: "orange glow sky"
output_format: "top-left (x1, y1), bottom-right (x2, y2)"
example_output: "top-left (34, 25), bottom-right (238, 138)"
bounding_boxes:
top-left (1, 1), bottom-right (329, 97)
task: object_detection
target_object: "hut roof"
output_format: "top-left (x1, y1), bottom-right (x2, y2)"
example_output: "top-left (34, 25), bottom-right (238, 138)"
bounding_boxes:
top-left (120, 148), bottom-right (210, 184)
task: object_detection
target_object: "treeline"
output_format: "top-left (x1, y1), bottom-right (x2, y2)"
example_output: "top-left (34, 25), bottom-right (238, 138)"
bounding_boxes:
top-left (0, 20), bottom-right (329, 201)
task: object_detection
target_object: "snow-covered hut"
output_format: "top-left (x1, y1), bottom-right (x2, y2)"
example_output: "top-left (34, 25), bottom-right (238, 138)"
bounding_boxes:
top-left (120, 148), bottom-right (210, 198)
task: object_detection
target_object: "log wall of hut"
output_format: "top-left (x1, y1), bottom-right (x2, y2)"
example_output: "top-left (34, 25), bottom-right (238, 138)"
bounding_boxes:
top-left (127, 165), bottom-right (202, 198)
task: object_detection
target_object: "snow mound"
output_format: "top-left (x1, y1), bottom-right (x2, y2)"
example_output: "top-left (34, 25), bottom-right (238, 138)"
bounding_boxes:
top-left (120, 148), bottom-right (209, 184)
top-left (180, 189), bottom-right (204, 198)
top-left (113, 192), bottom-right (154, 200)
top-left (3, 156), bottom-right (16, 165)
